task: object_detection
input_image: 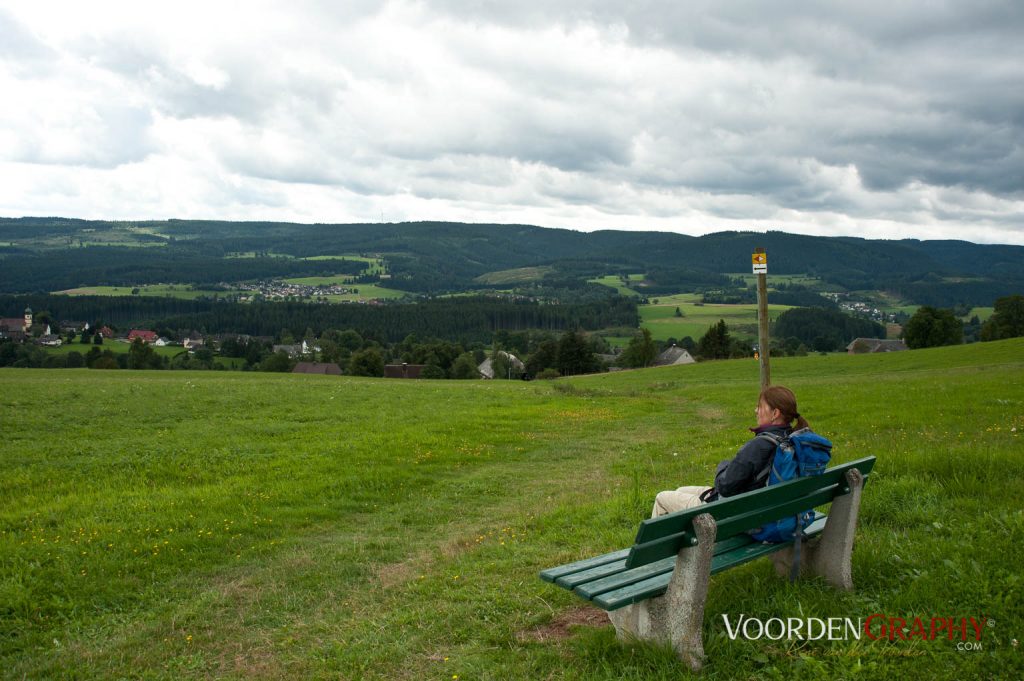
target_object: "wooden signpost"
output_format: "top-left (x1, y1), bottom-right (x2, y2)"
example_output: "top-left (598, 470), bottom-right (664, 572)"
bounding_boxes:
top-left (753, 248), bottom-right (770, 389)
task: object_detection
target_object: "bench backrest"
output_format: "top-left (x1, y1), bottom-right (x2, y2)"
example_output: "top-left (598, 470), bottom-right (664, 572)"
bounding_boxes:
top-left (624, 456), bottom-right (876, 568)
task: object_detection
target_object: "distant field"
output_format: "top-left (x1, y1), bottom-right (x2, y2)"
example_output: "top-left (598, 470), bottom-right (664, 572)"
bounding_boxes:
top-left (475, 266), bottom-right (555, 285)
top-left (54, 285), bottom-right (243, 299)
top-left (54, 279), bottom-right (408, 302)
top-left (224, 251), bottom-right (296, 259)
top-left (303, 255), bottom-right (387, 275)
top-left (282, 275), bottom-right (356, 286)
top-left (881, 304), bottom-right (923, 316)
top-left (1, 339), bottom-right (1021, 678)
top-left (38, 341), bottom-right (241, 368)
top-left (878, 305), bottom-right (995, 321)
top-left (588, 274), bottom-right (645, 296)
top-left (643, 292), bottom-right (704, 305)
top-left (601, 335), bottom-right (631, 349)
top-left (640, 301), bottom-right (792, 342)
top-left (724, 273), bottom-right (843, 291)
top-left (278, 281), bottom-right (409, 301)
top-left (42, 341), bottom-right (184, 359)
top-left (74, 241), bottom-right (167, 248)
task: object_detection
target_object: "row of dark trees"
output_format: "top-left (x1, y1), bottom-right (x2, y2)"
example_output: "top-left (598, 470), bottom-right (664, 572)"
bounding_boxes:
top-left (0, 247), bottom-right (368, 293)
top-left (0, 294), bottom-right (638, 345)
top-left (904, 294), bottom-right (1024, 348)
top-left (772, 307), bottom-right (886, 353)
top-left (7, 294), bottom-right (1021, 373)
top-left (0, 339), bottom-right (219, 370)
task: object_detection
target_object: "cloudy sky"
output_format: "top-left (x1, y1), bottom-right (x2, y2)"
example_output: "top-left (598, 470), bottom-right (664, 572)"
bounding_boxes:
top-left (1, 1), bottom-right (1022, 243)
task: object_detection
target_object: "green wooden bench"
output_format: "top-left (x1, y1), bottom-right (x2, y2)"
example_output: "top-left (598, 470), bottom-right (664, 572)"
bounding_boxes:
top-left (540, 456), bottom-right (876, 670)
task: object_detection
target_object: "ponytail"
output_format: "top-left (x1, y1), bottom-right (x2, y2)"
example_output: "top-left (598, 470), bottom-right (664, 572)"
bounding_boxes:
top-left (759, 385), bottom-right (808, 430)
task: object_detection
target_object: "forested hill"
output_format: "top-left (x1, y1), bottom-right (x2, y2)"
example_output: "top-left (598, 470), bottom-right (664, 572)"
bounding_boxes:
top-left (1, 217), bottom-right (1022, 305)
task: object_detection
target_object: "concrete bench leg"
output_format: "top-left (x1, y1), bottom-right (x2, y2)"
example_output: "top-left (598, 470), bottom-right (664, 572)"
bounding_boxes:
top-left (771, 468), bottom-right (864, 590)
top-left (607, 513), bottom-right (717, 671)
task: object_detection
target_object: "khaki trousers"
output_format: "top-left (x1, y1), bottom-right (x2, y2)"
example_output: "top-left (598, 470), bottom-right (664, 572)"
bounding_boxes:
top-left (651, 485), bottom-right (712, 518)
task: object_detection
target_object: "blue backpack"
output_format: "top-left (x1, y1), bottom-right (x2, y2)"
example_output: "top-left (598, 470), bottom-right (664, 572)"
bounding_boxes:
top-left (749, 428), bottom-right (832, 543)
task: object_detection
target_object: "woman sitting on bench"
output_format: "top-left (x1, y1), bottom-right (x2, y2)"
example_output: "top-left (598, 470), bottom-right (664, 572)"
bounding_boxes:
top-left (652, 385), bottom-right (810, 517)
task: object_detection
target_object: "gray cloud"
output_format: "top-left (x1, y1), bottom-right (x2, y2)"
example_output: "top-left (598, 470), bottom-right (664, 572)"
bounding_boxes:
top-left (0, 1), bottom-right (1021, 243)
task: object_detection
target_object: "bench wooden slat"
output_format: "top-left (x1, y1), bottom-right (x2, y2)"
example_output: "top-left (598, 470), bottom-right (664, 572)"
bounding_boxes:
top-left (555, 558), bottom-right (629, 589)
top-left (573, 532), bottom-right (757, 598)
top-left (624, 458), bottom-right (874, 570)
top-left (627, 486), bottom-right (843, 567)
top-left (538, 548), bottom-right (630, 583)
top-left (572, 513), bottom-right (826, 601)
top-left (592, 570), bottom-right (673, 610)
top-left (574, 555), bottom-right (676, 600)
top-left (572, 533), bottom-right (763, 600)
top-left (593, 515), bottom-right (830, 611)
top-left (710, 514), bottom-right (827, 574)
top-left (633, 457), bottom-right (875, 546)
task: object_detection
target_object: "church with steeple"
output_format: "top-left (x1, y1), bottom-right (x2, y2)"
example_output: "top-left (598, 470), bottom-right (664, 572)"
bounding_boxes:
top-left (0, 307), bottom-right (35, 341)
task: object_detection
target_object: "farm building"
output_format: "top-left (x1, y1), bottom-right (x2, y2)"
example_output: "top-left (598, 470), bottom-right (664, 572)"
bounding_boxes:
top-left (292, 362), bottom-right (342, 375)
top-left (127, 329), bottom-right (158, 344)
top-left (384, 363), bottom-right (426, 379)
top-left (653, 344), bottom-right (696, 366)
top-left (273, 340), bottom-right (317, 357)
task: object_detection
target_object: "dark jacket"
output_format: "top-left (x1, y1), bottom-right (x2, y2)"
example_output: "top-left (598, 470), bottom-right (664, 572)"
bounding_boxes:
top-left (713, 425), bottom-right (791, 498)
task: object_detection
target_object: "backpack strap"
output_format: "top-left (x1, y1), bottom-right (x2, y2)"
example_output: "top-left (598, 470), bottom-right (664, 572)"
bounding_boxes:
top-left (753, 432), bottom-right (785, 486)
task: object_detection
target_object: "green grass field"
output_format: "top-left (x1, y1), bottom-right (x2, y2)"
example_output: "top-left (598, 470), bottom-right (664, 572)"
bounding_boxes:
top-left (224, 252), bottom-right (296, 259)
top-left (966, 307), bottom-right (995, 321)
top-left (589, 274), bottom-right (646, 296)
top-left (55, 279), bottom-right (407, 302)
top-left (42, 341), bottom-right (184, 359)
top-left (475, 267), bottom-right (555, 285)
top-left (2, 340), bottom-right (1023, 678)
top-left (38, 342), bottom-right (243, 368)
top-left (724, 273), bottom-right (843, 292)
top-left (308, 283), bottom-right (409, 301)
top-left (640, 302), bottom-right (792, 342)
top-left (54, 285), bottom-right (245, 300)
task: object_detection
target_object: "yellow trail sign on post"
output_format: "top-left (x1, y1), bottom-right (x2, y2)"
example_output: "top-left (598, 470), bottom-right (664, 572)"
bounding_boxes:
top-left (754, 248), bottom-right (770, 389)
top-left (752, 251), bottom-right (767, 274)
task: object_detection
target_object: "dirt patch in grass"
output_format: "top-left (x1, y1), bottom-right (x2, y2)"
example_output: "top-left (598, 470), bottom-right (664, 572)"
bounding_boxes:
top-left (518, 605), bottom-right (610, 643)
top-left (217, 644), bottom-right (289, 679)
top-left (376, 560), bottom-right (417, 588)
top-left (697, 406), bottom-right (726, 421)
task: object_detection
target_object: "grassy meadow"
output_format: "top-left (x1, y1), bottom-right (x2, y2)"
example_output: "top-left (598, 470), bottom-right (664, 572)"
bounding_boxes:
top-left (2, 340), bottom-right (1023, 679)
top-left (640, 301), bottom-right (793, 342)
top-left (39, 342), bottom-right (245, 369)
top-left (723, 274), bottom-right (841, 291)
top-left (475, 267), bottom-right (556, 285)
top-left (589, 275), bottom-right (646, 296)
top-left (53, 285), bottom-right (247, 300)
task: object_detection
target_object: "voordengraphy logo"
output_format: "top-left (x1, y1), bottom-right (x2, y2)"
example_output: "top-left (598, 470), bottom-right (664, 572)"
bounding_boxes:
top-left (722, 614), bottom-right (861, 641)
top-left (863, 614), bottom-right (987, 643)
top-left (722, 613), bottom-right (994, 650)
